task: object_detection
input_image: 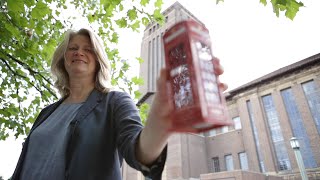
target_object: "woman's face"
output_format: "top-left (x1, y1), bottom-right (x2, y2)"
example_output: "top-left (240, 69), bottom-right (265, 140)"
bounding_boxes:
top-left (64, 34), bottom-right (97, 80)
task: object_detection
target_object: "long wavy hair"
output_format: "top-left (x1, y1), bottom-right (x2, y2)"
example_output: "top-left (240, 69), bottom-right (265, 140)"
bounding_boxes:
top-left (51, 28), bottom-right (112, 97)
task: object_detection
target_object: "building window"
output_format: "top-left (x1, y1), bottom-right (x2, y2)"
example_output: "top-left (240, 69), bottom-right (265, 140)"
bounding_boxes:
top-left (239, 152), bottom-right (249, 170)
top-left (302, 80), bottom-right (320, 134)
top-left (262, 95), bottom-right (291, 171)
top-left (208, 129), bottom-right (216, 136)
top-left (147, 41), bottom-right (152, 90)
top-left (233, 116), bottom-right (241, 129)
top-left (225, 154), bottom-right (234, 171)
top-left (281, 88), bottom-right (317, 168)
top-left (165, 16), bottom-right (168, 22)
top-left (153, 25), bottom-right (155, 32)
top-left (247, 100), bottom-right (265, 173)
top-left (152, 38), bottom-right (156, 90)
top-left (161, 32), bottom-right (165, 67)
top-left (212, 157), bottom-right (220, 172)
top-left (156, 35), bottom-right (160, 81)
top-left (221, 126), bottom-right (228, 133)
top-left (148, 28), bottom-right (151, 35)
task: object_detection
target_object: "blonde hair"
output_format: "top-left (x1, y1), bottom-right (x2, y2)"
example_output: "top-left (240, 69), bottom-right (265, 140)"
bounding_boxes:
top-left (51, 28), bottom-right (112, 97)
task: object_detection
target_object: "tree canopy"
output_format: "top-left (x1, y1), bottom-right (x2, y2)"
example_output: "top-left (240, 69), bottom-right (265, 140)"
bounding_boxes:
top-left (0, 0), bottom-right (304, 140)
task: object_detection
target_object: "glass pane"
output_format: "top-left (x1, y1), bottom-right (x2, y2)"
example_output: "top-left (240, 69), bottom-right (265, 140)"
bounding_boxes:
top-left (221, 126), bottom-right (228, 133)
top-left (262, 95), bottom-right (291, 171)
top-left (168, 44), bottom-right (194, 109)
top-left (212, 157), bottom-right (220, 172)
top-left (247, 101), bottom-right (265, 173)
top-left (233, 116), bottom-right (241, 129)
top-left (208, 129), bottom-right (216, 136)
top-left (225, 155), bottom-right (234, 171)
top-left (281, 88), bottom-right (317, 168)
top-left (239, 152), bottom-right (249, 170)
top-left (302, 80), bottom-right (320, 134)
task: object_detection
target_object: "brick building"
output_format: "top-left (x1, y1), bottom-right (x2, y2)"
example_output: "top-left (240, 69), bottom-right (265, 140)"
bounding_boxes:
top-left (122, 2), bottom-right (320, 180)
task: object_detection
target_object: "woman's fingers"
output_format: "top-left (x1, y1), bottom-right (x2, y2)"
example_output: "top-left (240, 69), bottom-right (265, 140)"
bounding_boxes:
top-left (213, 57), bottom-right (224, 75)
top-left (219, 82), bottom-right (228, 92)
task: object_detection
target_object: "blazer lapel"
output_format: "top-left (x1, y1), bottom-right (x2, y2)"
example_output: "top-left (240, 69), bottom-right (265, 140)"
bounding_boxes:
top-left (72, 89), bottom-right (104, 124)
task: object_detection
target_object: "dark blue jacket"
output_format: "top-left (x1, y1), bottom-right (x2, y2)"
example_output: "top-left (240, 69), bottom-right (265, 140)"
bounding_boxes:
top-left (12, 89), bottom-right (166, 180)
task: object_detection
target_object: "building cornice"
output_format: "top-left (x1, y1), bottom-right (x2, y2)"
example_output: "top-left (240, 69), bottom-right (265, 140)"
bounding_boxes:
top-left (225, 53), bottom-right (320, 100)
top-left (144, 1), bottom-right (205, 30)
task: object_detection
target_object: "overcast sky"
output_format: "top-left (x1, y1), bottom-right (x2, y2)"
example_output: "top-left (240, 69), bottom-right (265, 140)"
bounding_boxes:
top-left (1, 0), bottom-right (320, 178)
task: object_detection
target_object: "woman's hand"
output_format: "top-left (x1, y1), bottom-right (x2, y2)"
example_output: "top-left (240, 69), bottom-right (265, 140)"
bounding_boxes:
top-left (136, 57), bottom-right (227, 165)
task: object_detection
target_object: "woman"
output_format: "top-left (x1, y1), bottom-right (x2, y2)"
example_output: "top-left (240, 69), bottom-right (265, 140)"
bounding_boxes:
top-left (11, 28), bottom-right (226, 180)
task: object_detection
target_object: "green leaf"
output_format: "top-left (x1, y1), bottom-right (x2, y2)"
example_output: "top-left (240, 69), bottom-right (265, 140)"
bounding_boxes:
top-left (111, 32), bottom-right (119, 43)
top-left (131, 76), bottom-right (144, 85)
top-left (285, 0), bottom-right (304, 20)
top-left (134, 90), bottom-right (142, 99)
top-left (4, 23), bottom-right (20, 37)
top-left (142, 17), bottom-right (150, 26)
top-left (154, 0), bottom-right (163, 8)
top-left (216, 0), bottom-right (224, 5)
top-left (153, 9), bottom-right (164, 24)
top-left (115, 18), bottom-right (127, 28)
top-left (119, 4), bottom-right (124, 11)
top-left (136, 57), bottom-right (144, 64)
top-left (121, 62), bottom-right (130, 71)
top-left (138, 103), bottom-right (150, 125)
top-left (260, 0), bottom-right (267, 6)
top-left (7, 0), bottom-right (25, 13)
top-left (130, 20), bottom-right (140, 32)
top-left (140, 0), bottom-right (150, 6)
top-left (277, 0), bottom-right (287, 6)
top-left (25, 0), bottom-right (36, 8)
top-left (127, 9), bottom-right (138, 21)
top-left (31, 1), bottom-right (51, 19)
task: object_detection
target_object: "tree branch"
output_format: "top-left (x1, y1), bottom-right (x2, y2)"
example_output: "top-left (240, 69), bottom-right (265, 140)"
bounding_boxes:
top-left (4, 52), bottom-right (54, 87)
top-left (0, 58), bottom-right (42, 94)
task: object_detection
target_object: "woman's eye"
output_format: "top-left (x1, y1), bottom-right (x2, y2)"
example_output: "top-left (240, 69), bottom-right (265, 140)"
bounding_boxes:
top-left (68, 47), bottom-right (77, 50)
top-left (85, 48), bottom-right (94, 53)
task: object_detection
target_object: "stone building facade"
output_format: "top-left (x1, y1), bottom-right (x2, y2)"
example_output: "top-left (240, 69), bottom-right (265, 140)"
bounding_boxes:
top-left (122, 2), bottom-right (320, 180)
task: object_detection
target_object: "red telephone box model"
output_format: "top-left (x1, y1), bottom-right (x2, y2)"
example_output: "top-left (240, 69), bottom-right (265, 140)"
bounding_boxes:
top-left (163, 20), bottom-right (232, 132)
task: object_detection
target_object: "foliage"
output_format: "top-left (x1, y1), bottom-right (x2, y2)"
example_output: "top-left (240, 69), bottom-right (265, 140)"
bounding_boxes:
top-left (0, 0), bottom-right (162, 140)
top-left (217, 0), bottom-right (304, 20)
top-left (260, 0), bottom-right (304, 20)
top-left (0, 0), bottom-right (304, 140)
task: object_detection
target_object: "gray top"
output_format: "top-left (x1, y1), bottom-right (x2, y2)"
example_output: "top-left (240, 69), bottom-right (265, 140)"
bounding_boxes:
top-left (21, 103), bottom-right (82, 180)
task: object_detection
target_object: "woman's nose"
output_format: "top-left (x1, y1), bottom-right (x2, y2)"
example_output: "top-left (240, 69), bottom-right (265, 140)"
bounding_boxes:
top-left (73, 49), bottom-right (84, 56)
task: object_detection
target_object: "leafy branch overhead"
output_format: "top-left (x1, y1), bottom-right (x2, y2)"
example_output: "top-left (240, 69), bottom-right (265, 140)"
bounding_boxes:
top-left (261, 0), bottom-right (304, 20)
top-left (0, 0), bottom-right (162, 140)
top-left (216, 0), bottom-right (304, 20)
top-left (0, 0), bottom-right (303, 140)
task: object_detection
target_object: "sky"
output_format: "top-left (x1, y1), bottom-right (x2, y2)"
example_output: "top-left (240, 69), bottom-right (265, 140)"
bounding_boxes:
top-left (1, 0), bottom-right (320, 179)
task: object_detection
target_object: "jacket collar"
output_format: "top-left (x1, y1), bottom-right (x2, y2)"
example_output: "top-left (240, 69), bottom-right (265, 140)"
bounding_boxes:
top-left (73, 89), bottom-right (104, 123)
top-left (32, 89), bottom-right (104, 130)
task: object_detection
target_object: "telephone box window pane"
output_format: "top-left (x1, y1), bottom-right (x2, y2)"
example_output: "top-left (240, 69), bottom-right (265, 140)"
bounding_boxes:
top-left (169, 44), bottom-right (193, 109)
